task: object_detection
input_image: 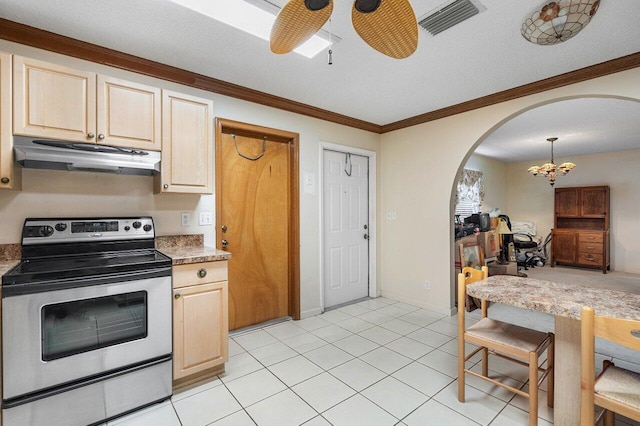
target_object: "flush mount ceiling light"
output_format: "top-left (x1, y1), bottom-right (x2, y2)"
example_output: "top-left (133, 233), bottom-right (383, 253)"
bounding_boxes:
top-left (528, 137), bottom-right (576, 186)
top-left (521, 0), bottom-right (600, 45)
top-left (169, 0), bottom-right (339, 58)
top-left (270, 0), bottom-right (418, 59)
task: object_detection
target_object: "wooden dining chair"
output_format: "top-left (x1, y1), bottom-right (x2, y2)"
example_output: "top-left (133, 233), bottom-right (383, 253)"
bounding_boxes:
top-left (580, 306), bottom-right (640, 425)
top-left (457, 266), bottom-right (554, 426)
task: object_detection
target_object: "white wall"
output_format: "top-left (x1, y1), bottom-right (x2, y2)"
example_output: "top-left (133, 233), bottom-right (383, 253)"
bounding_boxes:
top-left (507, 149), bottom-right (640, 274)
top-left (0, 40), bottom-right (380, 318)
top-left (379, 68), bottom-right (640, 315)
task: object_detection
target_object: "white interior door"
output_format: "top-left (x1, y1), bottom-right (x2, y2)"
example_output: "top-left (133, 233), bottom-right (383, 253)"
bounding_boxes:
top-left (323, 150), bottom-right (369, 308)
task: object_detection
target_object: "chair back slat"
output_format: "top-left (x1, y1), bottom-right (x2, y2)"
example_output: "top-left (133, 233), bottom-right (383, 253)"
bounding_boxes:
top-left (594, 314), bottom-right (640, 352)
top-left (457, 266), bottom-right (488, 316)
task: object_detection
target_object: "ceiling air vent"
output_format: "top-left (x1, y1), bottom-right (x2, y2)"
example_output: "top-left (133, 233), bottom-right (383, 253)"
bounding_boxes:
top-left (418, 0), bottom-right (486, 36)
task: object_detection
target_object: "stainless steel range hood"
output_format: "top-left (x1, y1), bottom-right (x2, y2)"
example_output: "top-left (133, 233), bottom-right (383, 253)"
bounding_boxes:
top-left (13, 137), bottom-right (161, 176)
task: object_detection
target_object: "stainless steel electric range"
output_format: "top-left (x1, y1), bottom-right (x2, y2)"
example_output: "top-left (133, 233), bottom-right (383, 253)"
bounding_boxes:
top-left (1, 217), bottom-right (172, 426)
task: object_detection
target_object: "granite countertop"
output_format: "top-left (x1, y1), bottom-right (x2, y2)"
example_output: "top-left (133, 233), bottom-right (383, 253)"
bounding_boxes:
top-left (159, 246), bottom-right (231, 265)
top-left (155, 234), bottom-right (231, 265)
top-left (0, 243), bottom-right (21, 277)
top-left (0, 260), bottom-right (19, 277)
top-left (467, 275), bottom-right (640, 321)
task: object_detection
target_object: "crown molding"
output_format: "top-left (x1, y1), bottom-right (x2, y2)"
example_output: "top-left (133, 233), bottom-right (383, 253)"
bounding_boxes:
top-left (380, 52), bottom-right (640, 133)
top-left (0, 18), bottom-right (382, 134)
top-left (1, 18), bottom-right (638, 135)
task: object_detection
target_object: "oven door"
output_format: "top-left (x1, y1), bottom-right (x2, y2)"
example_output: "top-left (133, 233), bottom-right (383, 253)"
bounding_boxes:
top-left (2, 276), bottom-right (171, 400)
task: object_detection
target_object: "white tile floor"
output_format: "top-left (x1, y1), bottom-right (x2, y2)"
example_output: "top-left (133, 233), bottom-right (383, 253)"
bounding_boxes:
top-left (108, 297), bottom-right (639, 426)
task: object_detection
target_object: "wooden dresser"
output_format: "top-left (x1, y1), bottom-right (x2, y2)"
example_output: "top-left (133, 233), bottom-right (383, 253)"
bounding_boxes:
top-left (551, 186), bottom-right (610, 273)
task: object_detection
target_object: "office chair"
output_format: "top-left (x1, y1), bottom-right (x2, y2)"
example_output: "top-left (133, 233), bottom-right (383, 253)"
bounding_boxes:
top-left (458, 266), bottom-right (554, 426)
top-left (580, 306), bottom-right (640, 425)
top-left (505, 219), bottom-right (549, 270)
top-left (516, 232), bottom-right (551, 270)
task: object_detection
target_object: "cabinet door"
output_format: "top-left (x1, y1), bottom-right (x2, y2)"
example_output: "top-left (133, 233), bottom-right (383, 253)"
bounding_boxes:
top-left (554, 188), bottom-right (579, 217)
top-left (580, 187), bottom-right (608, 217)
top-left (13, 56), bottom-right (96, 142)
top-left (157, 90), bottom-right (213, 194)
top-left (173, 281), bottom-right (228, 380)
top-left (0, 52), bottom-right (20, 190)
top-left (552, 230), bottom-right (576, 264)
top-left (96, 75), bottom-right (161, 150)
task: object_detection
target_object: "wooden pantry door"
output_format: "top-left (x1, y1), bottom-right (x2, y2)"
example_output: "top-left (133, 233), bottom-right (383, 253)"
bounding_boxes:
top-left (216, 118), bottom-right (300, 330)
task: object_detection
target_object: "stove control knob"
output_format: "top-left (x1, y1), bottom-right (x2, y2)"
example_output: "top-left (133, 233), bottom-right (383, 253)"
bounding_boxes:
top-left (132, 221), bottom-right (142, 229)
top-left (143, 224), bottom-right (152, 232)
top-left (39, 226), bottom-right (54, 237)
top-left (55, 223), bottom-right (67, 232)
top-left (124, 226), bottom-right (130, 231)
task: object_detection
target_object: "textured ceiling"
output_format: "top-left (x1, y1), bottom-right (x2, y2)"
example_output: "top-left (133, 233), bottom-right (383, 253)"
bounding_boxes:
top-left (1, 0), bottom-right (639, 159)
top-left (476, 98), bottom-right (640, 162)
top-left (2, 0), bottom-right (639, 126)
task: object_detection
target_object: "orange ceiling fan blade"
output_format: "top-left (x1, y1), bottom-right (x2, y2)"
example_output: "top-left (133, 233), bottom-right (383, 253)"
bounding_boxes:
top-left (270, 0), bottom-right (334, 54)
top-left (351, 0), bottom-right (418, 59)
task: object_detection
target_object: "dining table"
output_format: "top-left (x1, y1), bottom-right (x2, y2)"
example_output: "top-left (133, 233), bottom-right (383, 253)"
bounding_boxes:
top-left (466, 275), bottom-right (640, 425)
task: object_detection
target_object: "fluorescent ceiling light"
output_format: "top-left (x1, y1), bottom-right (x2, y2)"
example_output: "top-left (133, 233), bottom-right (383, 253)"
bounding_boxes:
top-left (169, 0), bottom-right (338, 58)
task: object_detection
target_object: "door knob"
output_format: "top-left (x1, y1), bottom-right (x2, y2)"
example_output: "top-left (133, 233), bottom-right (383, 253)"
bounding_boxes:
top-left (221, 239), bottom-right (229, 248)
top-left (221, 225), bottom-right (227, 233)
top-left (363, 234), bottom-right (369, 240)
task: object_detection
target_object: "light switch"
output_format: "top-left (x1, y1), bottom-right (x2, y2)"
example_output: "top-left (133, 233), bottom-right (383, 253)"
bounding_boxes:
top-left (303, 173), bottom-right (315, 195)
top-left (386, 211), bottom-right (397, 220)
top-left (199, 211), bottom-right (213, 226)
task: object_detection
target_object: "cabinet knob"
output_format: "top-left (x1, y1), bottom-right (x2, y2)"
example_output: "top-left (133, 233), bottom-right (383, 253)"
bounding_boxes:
top-left (0, 177), bottom-right (9, 184)
top-left (87, 132), bottom-right (95, 139)
top-left (197, 268), bottom-right (207, 278)
top-left (174, 293), bottom-right (181, 299)
top-left (163, 184), bottom-right (169, 189)
top-left (97, 133), bottom-right (105, 140)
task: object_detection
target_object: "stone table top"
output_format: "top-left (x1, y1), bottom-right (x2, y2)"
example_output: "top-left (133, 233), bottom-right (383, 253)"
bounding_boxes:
top-left (158, 246), bottom-right (232, 265)
top-left (467, 275), bottom-right (640, 321)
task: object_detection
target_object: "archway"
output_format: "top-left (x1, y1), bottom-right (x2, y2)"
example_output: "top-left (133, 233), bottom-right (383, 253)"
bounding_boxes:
top-left (450, 95), bottom-right (640, 309)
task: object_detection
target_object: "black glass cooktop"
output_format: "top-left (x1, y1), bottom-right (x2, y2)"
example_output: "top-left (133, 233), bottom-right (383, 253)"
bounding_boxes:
top-left (2, 249), bottom-right (171, 287)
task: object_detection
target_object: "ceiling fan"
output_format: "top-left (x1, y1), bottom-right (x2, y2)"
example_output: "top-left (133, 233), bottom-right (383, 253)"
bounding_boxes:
top-left (270, 0), bottom-right (418, 59)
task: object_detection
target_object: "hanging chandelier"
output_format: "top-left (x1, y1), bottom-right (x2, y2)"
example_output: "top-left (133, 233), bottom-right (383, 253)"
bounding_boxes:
top-left (527, 137), bottom-right (576, 186)
top-left (521, 0), bottom-right (601, 46)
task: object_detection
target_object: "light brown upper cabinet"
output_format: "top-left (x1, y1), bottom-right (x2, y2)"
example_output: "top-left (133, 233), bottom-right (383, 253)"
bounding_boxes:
top-left (13, 56), bottom-right (161, 150)
top-left (155, 90), bottom-right (213, 194)
top-left (1, 52), bottom-right (20, 190)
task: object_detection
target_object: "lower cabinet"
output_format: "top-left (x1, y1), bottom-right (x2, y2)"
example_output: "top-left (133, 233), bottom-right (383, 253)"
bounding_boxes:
top-left (552, 229), bottom-right (609, 273)
top-left (172, 261), bottom-right (228, 384)
top-left (551, 230), bottom-right (577, 264)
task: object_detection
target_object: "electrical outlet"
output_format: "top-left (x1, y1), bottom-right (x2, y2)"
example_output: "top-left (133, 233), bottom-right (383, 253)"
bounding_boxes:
top-left (199, 211), bottom-right (213, 226)
top-left (386, 211), bottom-right (397, 220)
top-left (181, 212), bottom-right (190, 227)
top-left (424, 281), bottom-right (431, 290)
